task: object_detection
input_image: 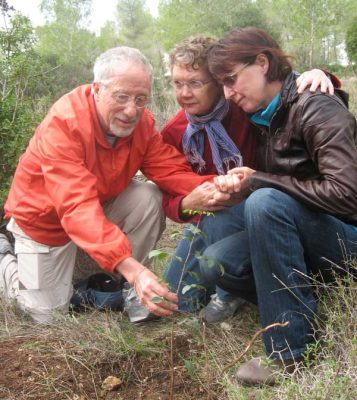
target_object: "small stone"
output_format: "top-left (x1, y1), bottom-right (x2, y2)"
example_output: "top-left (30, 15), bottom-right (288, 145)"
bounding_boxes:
top-left (101, 375), bottom-right (122, 391)
top-left (220, 321), bottom-right (232, 331)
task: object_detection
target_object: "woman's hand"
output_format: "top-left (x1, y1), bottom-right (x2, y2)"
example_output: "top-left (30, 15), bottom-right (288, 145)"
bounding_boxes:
top-left (296, 69), bottom-right (334, 95)
top-left (208, 167), bottom-right (256, 206)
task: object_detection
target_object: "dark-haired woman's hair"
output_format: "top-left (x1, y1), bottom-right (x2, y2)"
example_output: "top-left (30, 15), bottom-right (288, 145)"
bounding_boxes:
top-left (208, 27), bottom-right (292, 82)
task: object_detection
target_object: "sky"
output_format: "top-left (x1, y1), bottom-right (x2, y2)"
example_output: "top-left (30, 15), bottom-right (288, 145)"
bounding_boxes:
top-left (7, 0), bottom-right (159, 33)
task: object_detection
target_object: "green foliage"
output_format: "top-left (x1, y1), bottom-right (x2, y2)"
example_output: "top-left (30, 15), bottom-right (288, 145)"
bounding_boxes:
top-left (0, 96), bottom-right (38, 207)
top-left (36, 0), bottom-right (100, 96)
top-left (115, 0), bottom-right (171, 113)
top-left (259, 0), bottom-right (357, 69)
top-left (148, 248), bottom-right (170, 261)
top-left (0, 12), bottom-right (50, 210)
top-left (97, 21), bottom-right (121, 52)
top-left (181, 283), bottom-right (205, 295)
top-left (116, 0), bottom-right (154, 50)
top-left (182, 209), bottom-right (214, 217)
top-left (158, 0), bottom-right (278, 51)
top-left (183, 357), bottom-right (197, 376)
top-left (151, 295), bottom-right (164, 303)
top-left (346, 15), bottom-right (357, 63)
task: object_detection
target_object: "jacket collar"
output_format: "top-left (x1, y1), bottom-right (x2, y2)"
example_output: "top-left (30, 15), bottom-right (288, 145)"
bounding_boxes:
top-left (279, 71), bottom-right (300, 106)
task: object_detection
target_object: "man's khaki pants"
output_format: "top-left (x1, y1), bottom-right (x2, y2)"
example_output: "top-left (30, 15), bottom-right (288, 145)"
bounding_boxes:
top-left (0, 180), bottom-right (165, 323)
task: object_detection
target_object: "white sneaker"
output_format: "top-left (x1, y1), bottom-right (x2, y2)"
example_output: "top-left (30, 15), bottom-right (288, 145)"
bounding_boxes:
top-left (0, 234), bottom-right (13, 264)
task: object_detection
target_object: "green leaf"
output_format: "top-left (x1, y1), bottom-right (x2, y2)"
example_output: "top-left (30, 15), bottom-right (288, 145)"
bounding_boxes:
top-left (182, 285), bottom-right (194, 294)
top-left (151, 296), bottom-right (163, 304)
top-left (218, 263), bottom-right (225, 276)
top-left (194, 251), bottom-right (202, 260)
top-left (187, 271), bottom-right (201, 281)
top-left (148, 249), bottom-right (168, 260)
top-left (184, 359), bottom-right (196, 376)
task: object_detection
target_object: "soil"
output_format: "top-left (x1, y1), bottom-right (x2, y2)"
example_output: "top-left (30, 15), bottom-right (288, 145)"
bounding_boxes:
top-left (0, 330), bottom-right (208, 400)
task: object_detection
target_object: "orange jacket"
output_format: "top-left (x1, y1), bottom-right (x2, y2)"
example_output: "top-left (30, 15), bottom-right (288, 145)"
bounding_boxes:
top-left (4, 85), bottom-right (213, 272)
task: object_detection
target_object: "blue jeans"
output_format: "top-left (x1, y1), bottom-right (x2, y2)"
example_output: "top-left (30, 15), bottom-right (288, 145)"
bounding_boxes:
top-left (164, 227), bottom-right (211, 312)
top-left (200, 188), bottom-right (357, 360)
top-left (164, 205), bottom-right (248, 312)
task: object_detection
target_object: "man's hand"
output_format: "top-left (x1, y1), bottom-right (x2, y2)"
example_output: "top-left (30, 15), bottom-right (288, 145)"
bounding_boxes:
top-left (296, 69), bottom-right (334, 95)
top-left (181, 181), bottom-right (226, 212)
top-left (115, 257), bottom-right (178, 317)
top-left (133, 268), bottom-right (178, 316)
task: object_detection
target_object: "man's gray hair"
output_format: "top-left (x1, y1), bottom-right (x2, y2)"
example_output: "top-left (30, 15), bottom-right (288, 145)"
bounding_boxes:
top-left (93, 46), bottom-right (153, 84)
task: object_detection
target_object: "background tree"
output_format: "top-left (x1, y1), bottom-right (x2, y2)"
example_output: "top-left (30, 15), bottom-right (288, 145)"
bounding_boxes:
top-left (116, 0), bottom-right (173, 114)
top-left (97, 21), bottom-right (121, 52)
top-left (346, 15), bottom-right (357, 65)
top-left (0, 9), bottom-right (51, 210)
top-left (36, 0), bottom-right (99, 97)
top-left (157, 0), bottom-right (278, 51)
top-left (260, 0), bottom-right (356, 69)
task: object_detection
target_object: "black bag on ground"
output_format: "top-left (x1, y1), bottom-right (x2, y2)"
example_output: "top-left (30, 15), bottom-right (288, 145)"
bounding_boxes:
top-left (70, 272), bottom-right (124, 311)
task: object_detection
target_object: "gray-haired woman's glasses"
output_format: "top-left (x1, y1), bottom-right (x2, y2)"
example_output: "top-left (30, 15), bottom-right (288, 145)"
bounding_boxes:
top-left (171, 79), bottom-right (212, 91)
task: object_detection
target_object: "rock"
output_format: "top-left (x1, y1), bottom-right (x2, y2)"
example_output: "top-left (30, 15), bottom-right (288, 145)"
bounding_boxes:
top-left (101, 375), bottom-right (122, 392)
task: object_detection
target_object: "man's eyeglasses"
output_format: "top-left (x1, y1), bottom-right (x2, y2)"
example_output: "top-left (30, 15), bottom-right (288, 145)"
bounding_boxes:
top-left (171, 79), bottom-right (212, 91)
top-left (111, 92), bottom-right (149, 108)
top-left (221, 63), bottom-right (249, 88)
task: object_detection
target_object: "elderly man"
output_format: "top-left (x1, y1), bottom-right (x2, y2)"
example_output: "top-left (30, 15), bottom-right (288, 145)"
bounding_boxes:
top-left (0, 46), bottom-right (214, 323)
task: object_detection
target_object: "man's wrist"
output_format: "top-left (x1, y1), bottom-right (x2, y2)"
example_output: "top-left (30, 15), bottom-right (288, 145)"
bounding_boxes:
top-left (114, 256), bottom-right (146, 286)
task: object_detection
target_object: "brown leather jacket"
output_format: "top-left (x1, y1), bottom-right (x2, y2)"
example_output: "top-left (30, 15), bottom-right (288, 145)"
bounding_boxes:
top-left (249, 72), bottom-right (357, 225)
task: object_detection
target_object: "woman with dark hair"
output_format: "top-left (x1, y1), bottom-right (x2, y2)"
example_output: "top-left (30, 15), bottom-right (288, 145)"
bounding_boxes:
top-left (199, 27), bottom-right (357, 385)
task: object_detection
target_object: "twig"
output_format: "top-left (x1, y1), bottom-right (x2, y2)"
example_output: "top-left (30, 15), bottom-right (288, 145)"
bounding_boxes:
top-left (201, 321), bottom-right (213, 400)
top-left (169, 216), bottom-right (203, 400)
top-left (221, 321), bottom-right (289, 375)
top-left (169, 319), bottom-right (175, 400)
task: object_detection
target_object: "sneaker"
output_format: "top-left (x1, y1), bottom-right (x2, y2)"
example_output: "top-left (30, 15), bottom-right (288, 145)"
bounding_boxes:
top-left (123, 284), bottom-right (160, 323)
top-left (235, 357), bottom-right (303, 386)
top-left (199, 293), bottom-right (245, 323)
top-left (0, 234), bottom-right (14, 264)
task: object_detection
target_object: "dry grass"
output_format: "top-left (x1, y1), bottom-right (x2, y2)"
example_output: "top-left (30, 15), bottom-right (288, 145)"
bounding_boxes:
top-left (342, 75), bottom-right (357, 117)
top-left (2, 252), bottom-right (356, 399)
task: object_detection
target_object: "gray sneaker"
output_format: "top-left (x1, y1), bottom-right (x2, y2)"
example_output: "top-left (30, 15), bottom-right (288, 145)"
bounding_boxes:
top-left (235, 356), bottom-right (302, 386)
top-left (0, 234), bottom-right (13, 264)
top-left (123, 284), bottom-right (160, 323)
top-left (199, 294), bottom-right (245, 323)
